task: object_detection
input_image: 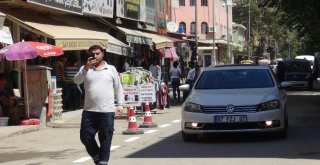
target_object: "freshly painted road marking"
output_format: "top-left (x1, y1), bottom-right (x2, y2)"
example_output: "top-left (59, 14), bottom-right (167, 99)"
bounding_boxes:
top-left (159, 124), bottom-right (171, 128)
top-left (172, 119), bottom-right (181, 123)
top-left (73, 157), bottom-right (91, 163)
top-left (144, 130), bottom-right (158, 134)
top-left (111, 145), bottom-right (120, 151)
top-left (124, 137), bottom-right (141, 142)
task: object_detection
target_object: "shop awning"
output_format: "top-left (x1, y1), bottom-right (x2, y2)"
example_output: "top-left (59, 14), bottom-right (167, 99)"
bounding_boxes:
top-left (0, 26), bottom-right (13, 44)
top-left (198, 39), bottom-right (229, 45)
top-left (164, 47), bottom-right (179, 59)
top-left (58, 15), bottom-right (129, 55)
top-left (117, 26), bottom-right (153, 45)
top-left (198, 46), bottom-right (218, 50)
top-left (140, 32), bottom-right (174, 49)
top-left (2, 10), bottom-right (128, 55)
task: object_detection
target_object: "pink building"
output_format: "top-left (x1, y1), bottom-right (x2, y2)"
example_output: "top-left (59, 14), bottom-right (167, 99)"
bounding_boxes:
top-left (170, 0), bottom-right (233, 65)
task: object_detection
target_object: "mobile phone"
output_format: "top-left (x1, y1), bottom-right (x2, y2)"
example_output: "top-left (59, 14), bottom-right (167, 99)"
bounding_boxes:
top-left (90, 53), bottom-right (96, 59)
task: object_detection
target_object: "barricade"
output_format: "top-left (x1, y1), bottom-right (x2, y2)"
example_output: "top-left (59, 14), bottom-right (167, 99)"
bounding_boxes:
top-left (139, 102), bottom-right (157, 128)
top-left (122, 106), bottom-right (144, 135)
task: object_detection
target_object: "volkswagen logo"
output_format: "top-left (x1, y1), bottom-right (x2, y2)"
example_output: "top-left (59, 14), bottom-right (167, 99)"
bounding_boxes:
top-left (226, 104), bottom-right (235, 113)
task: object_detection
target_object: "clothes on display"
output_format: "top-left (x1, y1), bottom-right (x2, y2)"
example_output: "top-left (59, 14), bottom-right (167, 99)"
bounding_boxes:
top-left (156, 82), bottom-right (168, 110)
top-left (120, 67), bottom-right (168, 111)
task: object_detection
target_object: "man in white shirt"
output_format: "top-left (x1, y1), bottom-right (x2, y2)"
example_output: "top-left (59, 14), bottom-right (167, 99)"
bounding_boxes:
top-left (74, 45), bottom-right (124, 165)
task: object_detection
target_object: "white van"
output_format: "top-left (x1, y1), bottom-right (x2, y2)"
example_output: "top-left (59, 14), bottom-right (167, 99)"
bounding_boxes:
top-left (295, 55), bottom-right (314, 70)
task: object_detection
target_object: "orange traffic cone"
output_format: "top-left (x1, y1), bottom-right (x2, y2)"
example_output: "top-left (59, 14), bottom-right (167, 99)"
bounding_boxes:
top-left (123, 106), bottom-right (144, 135)
top-left (139, 102), bottom-right (157, 128)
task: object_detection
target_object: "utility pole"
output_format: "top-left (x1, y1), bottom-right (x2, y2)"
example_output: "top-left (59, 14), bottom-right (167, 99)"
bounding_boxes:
top-left (248, 0), bottom-right (251, 59)
top-left (212, 0), bottom-right (216, 66)
top-left (195, 0), bottom-right (198, 65)
top-left (226, 0), bottom-right (232, 64)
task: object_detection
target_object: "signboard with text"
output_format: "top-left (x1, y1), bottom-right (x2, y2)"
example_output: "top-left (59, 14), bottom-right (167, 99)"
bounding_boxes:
top-left (28, 0), bottom-right (82, 14)
top-left (55, 39), bottom-right (108, 50)
top-left (116, 0), bottom-right (140, 20)
top-left (82, 0), bottom-right (114, 18)
top-left (123, 85), bottom-right (141, 107)
top-left (140, 83), bottom-right (156, 103)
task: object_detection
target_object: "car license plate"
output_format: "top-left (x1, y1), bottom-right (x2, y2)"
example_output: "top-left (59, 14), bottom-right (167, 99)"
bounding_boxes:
top-left (214, 115), bottom-right (247, 123)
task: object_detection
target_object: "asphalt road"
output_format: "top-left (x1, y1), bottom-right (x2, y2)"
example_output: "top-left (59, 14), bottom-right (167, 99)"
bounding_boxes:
top-left (0, 91), bottom-right (320, 165)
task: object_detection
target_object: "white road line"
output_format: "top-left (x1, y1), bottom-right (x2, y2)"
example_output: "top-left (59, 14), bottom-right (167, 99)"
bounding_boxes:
top-left (159, 124), bottom-right (171, 128)
top-left (172, 119), bottom-right (181, 123)
top-left (73, 156), bottom-right (91, 163)
top-left (124, 137), bottom-right (141, 142)
top-left (111, 145), bottom-right (121, 151)
top-left (144, 130), bottom-right (158, 134)
top-left (73, 145), bottom-right (120, 163)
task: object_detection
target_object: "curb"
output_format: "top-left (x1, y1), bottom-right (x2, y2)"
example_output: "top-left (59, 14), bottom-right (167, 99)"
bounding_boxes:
top-left (0, 125), bottom-right (43, 140)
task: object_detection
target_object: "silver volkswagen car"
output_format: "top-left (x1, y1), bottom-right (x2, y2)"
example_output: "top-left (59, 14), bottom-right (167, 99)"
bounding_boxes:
top-left (181, 64), bottom-right (291, 141)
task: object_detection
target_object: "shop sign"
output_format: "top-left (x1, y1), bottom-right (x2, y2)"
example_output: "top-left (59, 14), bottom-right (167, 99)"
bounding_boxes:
top-left (27, 0), bottom-right (82, 14)
top-left (158, 18), bottom-right (166, 29)
top-left (106, 43), bottom-right (128, 56)
top-left (116, 0), bottom-right (140, 20)
top-left (55, 39), bottom-right (108, 50)
top-left (82, 0), bottom-right (113, 18)
top-left (140, 83), bottom-right (156, 103)
top-left (123, 85), bottom-right (141, 107)
top-left (126, 34), bottom-right (153, 45)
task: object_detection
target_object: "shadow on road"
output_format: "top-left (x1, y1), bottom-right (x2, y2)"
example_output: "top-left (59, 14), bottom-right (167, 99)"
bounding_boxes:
top-left (126, 94), bottom-right (320, 160)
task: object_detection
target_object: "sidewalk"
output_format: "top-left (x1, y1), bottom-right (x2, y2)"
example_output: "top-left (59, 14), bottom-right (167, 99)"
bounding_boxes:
top-left (0, 110), bottom-right (83, 140)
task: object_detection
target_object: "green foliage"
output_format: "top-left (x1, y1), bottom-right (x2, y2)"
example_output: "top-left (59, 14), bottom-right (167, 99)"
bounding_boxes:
top-left (233, 0), bottom-right (301, 59)
top-left (261, 0), bottom-right (320, 52)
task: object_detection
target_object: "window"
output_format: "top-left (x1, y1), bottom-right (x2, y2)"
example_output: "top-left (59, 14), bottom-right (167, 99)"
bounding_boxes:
top-left (201, 0), bottom-right (208, 6)
top-left (190, 0), bottom-right (195, 6)
top-left (190, 22), bottom-right (196, 34)
top-left (179, 22), bottom-right (186, 34)
top-left (201, 22), bottom-right (208, 34)
top-left (179, 0), bottom-right (185, 6)
top-left (195, 69), bottom-right (274, 89)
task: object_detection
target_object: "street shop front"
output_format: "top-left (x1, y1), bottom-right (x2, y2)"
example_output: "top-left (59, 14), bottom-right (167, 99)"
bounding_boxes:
top-left (0, 9), bottom-right (129, 125)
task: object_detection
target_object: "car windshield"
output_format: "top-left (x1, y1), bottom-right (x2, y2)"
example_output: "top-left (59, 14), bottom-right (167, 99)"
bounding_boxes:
top-left (284, 61), bottom-right (311, 72)
top-left (195, 69), bottom-right (275, 89)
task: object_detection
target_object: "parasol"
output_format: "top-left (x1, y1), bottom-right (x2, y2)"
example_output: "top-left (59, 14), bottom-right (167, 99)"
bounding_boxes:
top-left (0, 41), bottom-right (64, 118)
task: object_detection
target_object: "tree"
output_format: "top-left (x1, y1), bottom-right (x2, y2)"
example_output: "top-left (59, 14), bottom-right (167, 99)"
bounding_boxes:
top-left (233, 0), bottom-right (301, 59)
top-left (261, 0), bottom-right (320, 53)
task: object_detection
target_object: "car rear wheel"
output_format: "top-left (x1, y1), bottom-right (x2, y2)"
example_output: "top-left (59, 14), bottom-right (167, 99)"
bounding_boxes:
top-left (182, 131), bottom-right (197, 142)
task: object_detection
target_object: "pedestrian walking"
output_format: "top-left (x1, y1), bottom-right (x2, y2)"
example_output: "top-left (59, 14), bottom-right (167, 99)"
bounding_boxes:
top-left (169, 61), bottom-right (181, 102)
top-left (74, 45), bottom-right (124, 165)
top-left (184, 64), bottom-right (200, 101)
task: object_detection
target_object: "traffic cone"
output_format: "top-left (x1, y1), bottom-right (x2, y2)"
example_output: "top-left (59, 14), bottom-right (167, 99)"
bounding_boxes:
top-left (123, 106), bottom-right (144, 135)
top-left (139, 102), bottom-right (157, 128)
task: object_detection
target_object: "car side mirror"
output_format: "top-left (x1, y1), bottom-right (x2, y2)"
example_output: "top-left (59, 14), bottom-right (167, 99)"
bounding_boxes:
top-left (179, 84), bottom-right (190, 91)
top-left (279, 82), bottom-right (292, 89)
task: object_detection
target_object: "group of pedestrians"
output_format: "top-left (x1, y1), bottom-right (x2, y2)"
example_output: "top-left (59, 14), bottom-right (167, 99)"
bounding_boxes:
top-left (169, 61), bottom-right (200, 103)
top-left (53, 55), bottom-right (82, 110)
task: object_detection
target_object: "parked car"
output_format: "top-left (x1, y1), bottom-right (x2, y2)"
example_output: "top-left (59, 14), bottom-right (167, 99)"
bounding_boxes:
top-left (180, 64), bottom-right (291, 141)
top-left (295, 55), bottom-right (314, 70)
top-left (280, 59), bottom-right (313, 90)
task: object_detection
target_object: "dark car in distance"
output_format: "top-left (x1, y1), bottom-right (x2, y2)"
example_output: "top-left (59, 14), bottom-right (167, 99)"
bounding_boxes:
top-left (278, 59), bottom-right (313, 90)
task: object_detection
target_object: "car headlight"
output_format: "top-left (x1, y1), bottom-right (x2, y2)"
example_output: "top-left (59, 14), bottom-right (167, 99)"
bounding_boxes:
top-left (184, 102), bottom-right (202, 112)
top-left (257, 100), bottom-right (280, 111)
